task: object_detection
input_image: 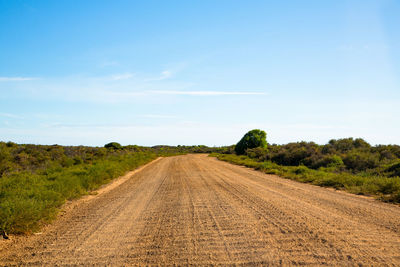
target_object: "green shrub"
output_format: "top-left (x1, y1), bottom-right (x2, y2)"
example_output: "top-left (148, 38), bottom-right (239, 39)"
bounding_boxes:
top-left (104, 142), bottom-right (123, 150)
top-left (326, 138), bottom-right (370, 153)
top-left (343, 152), bottom-right (380, 171)
top-left (210, 153), bottom-right (400, 203)
top-left (311, 155), bottom-right (344, 169)
top-left (386, 163), bottom-right (400, 177)
top-left (246, 147), bottom-right (268, 161)
top-left (235, 129), bottom-right (267, 155)
top-left (0, 152), bottom-right (157, 234)
top-left (268, 142), bottom-right (319, 167)
top-left (294, 166), bottom-right (309, 175)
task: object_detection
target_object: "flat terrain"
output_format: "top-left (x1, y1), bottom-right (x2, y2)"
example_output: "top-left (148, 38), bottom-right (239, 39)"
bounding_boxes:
top-left (2, 154), bottom-right (400, 265)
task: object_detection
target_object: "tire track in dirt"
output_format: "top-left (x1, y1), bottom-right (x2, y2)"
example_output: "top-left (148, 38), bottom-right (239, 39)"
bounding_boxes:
top-left (1, 154), bottom-right (400, 265)
top-left (196, 156), bottom-right (400, 264)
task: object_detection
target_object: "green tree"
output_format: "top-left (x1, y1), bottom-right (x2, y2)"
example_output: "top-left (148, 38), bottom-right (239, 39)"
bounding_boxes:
top-left (235, 129), bottom-right (267, 155)
top-left (104, 142), bottom-right (123, 150)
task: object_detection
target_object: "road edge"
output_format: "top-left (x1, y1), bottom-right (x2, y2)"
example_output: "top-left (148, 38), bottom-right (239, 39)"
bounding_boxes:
top-left (0, 157), bottom-right (164, 245)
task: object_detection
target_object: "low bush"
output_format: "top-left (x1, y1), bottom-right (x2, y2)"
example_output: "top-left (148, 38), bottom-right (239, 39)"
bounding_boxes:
top-left (343, 152), bottom-right (380, 171)
top-left (210, 153), bottom-right (400, 203)
top-left (0, 142), bottom-right (234, 235)
top-left (0, 152), bottom-right (157, 234)
top-left (386, 163), bottom-right (400, 177)
top-left (234, 137), bottom-right (400, 177)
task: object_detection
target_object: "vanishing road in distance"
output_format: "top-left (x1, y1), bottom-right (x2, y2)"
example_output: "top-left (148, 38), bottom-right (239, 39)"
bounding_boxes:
top-left (2, 154), bottom-right (400, 265)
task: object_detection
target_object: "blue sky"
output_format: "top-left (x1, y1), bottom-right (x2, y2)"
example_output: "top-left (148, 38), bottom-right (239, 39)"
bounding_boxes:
top-left (0, 0), bottom-right (399, 146)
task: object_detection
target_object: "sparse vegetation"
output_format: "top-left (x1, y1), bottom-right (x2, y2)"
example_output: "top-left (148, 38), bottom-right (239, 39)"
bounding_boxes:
top-left (2, 134), bottom-right (400, 236)
top-left (210, 133), bottom-right (400, 203)
top-left (210, 153), bottom-right (400, 202)
top-left (0, 148), bottom-right (157, 234)
top-left (0, 142), bottom-right (230, 235)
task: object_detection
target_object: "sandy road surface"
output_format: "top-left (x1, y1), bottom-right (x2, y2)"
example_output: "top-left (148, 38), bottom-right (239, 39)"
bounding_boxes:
top-left (2, 154), bottom-right (400, 265)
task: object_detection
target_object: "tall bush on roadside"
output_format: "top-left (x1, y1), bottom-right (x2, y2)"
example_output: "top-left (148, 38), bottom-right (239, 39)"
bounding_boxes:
top-left (235, 129), bottom-right (267, 155)
top-left (104, 142), bottom-right (122, 150)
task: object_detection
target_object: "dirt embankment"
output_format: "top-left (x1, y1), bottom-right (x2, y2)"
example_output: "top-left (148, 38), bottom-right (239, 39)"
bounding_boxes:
top-left (2, 154), bottom-right (400, 265)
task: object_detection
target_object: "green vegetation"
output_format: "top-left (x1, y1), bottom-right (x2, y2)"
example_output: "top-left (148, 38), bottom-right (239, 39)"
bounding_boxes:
top-left (0, 145), bottom-right (156, 235)
top-left (211, 153), bottom-right (400, 203)
top-left (104, 142), bottom-right (123, 150)
top-left (246, 138), bottom-right (400, 176)
top-left (3, 133), bottom-right (400, 236)
top-left (0, 142), bottom-right (230, 235)
top-left (235, 129), bottom-right (267, 155)
top-left (211, 133), bottom-right (400, 203)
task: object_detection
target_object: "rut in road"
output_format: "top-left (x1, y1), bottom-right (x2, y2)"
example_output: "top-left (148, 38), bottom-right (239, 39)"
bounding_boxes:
top-left (2, 154), bottom-right (400, 265)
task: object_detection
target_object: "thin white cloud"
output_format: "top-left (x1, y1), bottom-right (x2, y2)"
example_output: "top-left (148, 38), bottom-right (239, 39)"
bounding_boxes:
top-left (110, 73), bottom-right (134, 81)
top-left (148, 90), bottom-right (267, 96)
top-left (159, 70), bottom-right (172, 80)
top-left (146, 70), bottom-right (173, 81)
top-left (0, 77), bottom-right (38, 82)
top-left (0, 112), bottom-right (23, 119)
top-left (96, 90), bottom-right (266, 102)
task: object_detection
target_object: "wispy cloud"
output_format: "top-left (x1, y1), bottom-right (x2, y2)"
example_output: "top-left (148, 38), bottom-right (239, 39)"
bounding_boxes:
top-left (159, 70), bottom-right (172, 80)
top-left (0, 112), bottom-right (23, 119)
top-left (110, 73), bottom-right (134, 80)
top-left (97, 90), bottom-right (266, 102)
top-left (0, 71), bottom-right (266, 105)
top-left (148, 90), bottom-right (267, 96)
top-left (0, 77), bottom-right (38, 82)
top-left (146, 70), bottom-right (173, 81)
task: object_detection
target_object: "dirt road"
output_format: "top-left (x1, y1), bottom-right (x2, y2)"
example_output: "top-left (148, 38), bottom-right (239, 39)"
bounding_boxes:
top-left (2, 154), bottom-right (400, 265)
